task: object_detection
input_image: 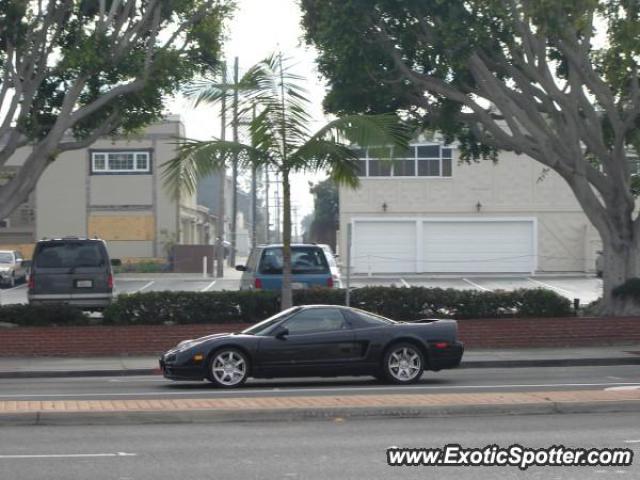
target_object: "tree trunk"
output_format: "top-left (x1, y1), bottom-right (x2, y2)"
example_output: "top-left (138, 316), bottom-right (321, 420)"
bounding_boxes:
top-left (599, 232), bottom-right (640, 316)
top-left (280, 169), bottom-right (293, 310)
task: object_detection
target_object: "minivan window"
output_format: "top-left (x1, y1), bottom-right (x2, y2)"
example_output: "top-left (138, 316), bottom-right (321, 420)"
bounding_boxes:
top-left (0, 252), bottom-right (13, 263)
top-left (258, 247), bottom-right (330, 275)
top-left (35, 242), bottom-right (107, 269)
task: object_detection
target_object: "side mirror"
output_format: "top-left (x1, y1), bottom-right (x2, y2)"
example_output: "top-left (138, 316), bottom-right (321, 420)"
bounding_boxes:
top-left (22, 260), bottom-right (32, 269)
top-left (111, 259), bottom-right (122, 267)
top-left (235, 265), bottom-right (247, 272)
top-left (274, 326), bottom-right (289, 340)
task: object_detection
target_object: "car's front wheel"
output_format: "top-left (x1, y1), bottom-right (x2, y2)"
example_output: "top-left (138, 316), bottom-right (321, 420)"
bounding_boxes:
top-left (382, 343), bottom-right (424, 384)
top-left (207, 348), bottom-right (249, 388)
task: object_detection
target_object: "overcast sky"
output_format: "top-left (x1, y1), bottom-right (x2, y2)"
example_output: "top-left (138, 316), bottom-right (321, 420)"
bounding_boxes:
top-left (167, 0), bottom-right (328, 227)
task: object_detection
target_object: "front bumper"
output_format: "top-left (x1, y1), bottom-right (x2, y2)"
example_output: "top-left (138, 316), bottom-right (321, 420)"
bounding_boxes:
top-left (429, 341), bottom-right (464, 371)
top-left (160, 352), bottom-right (206, 381)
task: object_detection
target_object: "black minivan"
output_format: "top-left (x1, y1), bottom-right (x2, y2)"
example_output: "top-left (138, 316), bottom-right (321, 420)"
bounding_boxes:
top-left (28, 237), bottom-right (120, 310)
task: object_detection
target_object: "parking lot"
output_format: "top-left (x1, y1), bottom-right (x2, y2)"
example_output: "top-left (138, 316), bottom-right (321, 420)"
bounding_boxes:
top-left (348, 274), bottom-right (603, 305)
top-left (0, 273), bottom-right (602, 306)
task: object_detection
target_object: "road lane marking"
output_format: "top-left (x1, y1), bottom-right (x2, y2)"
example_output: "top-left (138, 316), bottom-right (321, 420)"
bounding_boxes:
top-left (0, 452), bottom-right (136, 459)
top-left (2, 382), bottom-right (640, 399)
top-left (462, 278), bottom-right (491, 291)
top-left (132, 281), bottom-right (154, 294)
top-left (605, 385), bottom-right (640, 391)
top-left (527, 278), bottom-right (573, 295)
top-left (201, 280), bottom-right (216, 292)
top-left (399, 278), bottom-right (410, 288)
top-left (625, 440), bottom-right (640, 444)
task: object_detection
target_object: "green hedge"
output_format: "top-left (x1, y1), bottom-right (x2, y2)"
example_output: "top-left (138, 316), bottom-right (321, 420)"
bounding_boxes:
top-left (101, 287), bottom-right (573, 325)
top-left (0, 304), bottom-right (90, 327)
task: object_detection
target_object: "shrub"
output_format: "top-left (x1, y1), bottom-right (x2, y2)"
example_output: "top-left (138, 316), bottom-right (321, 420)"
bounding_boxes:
top-left (0, 304), bottom-right (90, 327)
top-left (113, 260), bottom-right (169, 274)
top-left (101, 286), bottom-right (572, 325)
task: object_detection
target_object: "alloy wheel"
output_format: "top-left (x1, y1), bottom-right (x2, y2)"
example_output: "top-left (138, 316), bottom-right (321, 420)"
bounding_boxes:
top-left (386, 345), bottom-right (423, 383)
top-left (210, 350), bottom-right (248, 387)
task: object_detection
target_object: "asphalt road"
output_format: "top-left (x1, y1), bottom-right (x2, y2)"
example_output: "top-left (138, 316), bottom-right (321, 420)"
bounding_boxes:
top-left (0, 274), bottom-right (602, 305)
top-left (1, 365), bottom-right (639, 401)
top-left (1, 412), bottom-right (638, 480)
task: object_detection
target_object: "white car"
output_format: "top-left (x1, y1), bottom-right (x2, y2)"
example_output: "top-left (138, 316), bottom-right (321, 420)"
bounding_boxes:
top-left (318, 244), bottom-right (342, 288)
top-left (0, 250), bottom-right (28, 288)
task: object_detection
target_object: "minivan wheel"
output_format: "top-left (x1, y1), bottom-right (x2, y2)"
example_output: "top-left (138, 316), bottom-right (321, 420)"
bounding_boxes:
top-left (382, 343), bottom-right (424, 384)
top-left (207, 348), bottom-right (249, 388)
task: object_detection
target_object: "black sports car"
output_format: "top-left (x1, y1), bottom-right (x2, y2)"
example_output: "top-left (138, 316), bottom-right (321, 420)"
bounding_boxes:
top-left (160, 305), bottom-right (464, 388)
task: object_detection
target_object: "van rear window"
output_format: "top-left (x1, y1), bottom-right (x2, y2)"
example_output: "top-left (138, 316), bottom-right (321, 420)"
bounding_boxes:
top-left (35, 242), bottom-right (107, 268)
top-left (259, 247), bottom-right (329, 275)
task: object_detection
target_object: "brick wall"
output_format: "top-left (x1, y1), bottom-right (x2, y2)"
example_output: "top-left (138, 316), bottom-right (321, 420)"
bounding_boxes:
top-left (0, 317), bottom-right (639, 356)
top-left (0, 324), bottom-right (251, 357)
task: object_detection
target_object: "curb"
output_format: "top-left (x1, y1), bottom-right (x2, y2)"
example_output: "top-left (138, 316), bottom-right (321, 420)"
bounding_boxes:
top-left (0, 368), bottom-right (161, 379)
top-left (2, 400), bottom-right (640, 426)
top-left (2, 357), bottom-right (640, 379)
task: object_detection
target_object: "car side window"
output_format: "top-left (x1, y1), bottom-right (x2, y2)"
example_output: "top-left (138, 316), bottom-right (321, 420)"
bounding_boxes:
top-left (284, 308), bottom-right (349, 335)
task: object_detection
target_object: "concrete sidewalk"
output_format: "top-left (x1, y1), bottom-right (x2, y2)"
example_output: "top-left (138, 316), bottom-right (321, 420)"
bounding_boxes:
top-left (1, 346), bottom-right (639, 379)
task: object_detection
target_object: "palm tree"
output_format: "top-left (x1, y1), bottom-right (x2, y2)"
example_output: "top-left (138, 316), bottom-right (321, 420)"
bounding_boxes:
top-left (164, 53), bottom-right (408, 310)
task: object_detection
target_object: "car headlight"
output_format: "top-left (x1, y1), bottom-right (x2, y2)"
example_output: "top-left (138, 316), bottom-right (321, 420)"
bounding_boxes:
top-left (176, 339), bottom-right (194, 350)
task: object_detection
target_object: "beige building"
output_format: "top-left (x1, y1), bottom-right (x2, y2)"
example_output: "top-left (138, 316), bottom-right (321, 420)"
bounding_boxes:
top-left (0, 116), bottom-right (215, 260)
top-left (339, 141), bottom-right (601, 274)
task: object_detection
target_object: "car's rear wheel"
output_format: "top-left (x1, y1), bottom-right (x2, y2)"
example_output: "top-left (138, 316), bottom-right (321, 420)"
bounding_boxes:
top-left (382, 343), bottom-right (424, 384)
top-left (207, 348), bottom-right (249, 388)
top-left (7, 273), bottom-right (15, 288)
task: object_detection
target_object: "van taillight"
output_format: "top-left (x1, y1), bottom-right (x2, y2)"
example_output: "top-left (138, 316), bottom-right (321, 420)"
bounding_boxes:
top-left (28, 275), bottom-right (35, 289)
top-left (107, 273), bottom-right (113, 289)
top-left (254, 278), bottom-right (262, 289)
top-left (327, 277), bottom-right (334, 288)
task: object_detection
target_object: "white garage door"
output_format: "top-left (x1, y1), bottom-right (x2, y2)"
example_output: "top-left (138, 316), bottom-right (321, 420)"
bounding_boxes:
top-left (353, 221), bottom-right (416, 273)
top-left (422, 220), bottom-right (534, 273)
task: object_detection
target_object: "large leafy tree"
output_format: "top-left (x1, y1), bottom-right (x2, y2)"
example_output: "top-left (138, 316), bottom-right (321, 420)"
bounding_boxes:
top-left (307, 178), bottom-right (338, 250)
top-left (0, 0), bottom-right (230, 220)
top-left (301, 0), bottom-right (640, 314)
top-left (164, 53), bottom-right (408, 309)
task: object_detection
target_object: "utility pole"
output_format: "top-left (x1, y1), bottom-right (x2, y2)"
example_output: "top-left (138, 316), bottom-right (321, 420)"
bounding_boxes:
top-left (216, 61), bottom-right (227, 278)
top-left (229, 56), bottom-right (239, 267)
top-left (250, 103), bottom-right (258, 249)
top-left (264, 166), bottom-right (270, 243)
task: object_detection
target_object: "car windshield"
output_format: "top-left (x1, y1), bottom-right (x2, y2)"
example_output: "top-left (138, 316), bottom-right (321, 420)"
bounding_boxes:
top-left (241, 307), bottom-right (301, 336)
top-left (0, 252), bottom-right (13, 264)
top-left (35, 242), bottom-right (107, 268)
top-left (258, 247), bottom-right (330, 275)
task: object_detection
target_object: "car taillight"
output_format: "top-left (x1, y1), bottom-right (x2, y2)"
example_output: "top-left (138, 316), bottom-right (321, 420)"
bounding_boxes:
top-left (28, 275), bottom-right (35, 289)
top-left (254, 278), bottom-right (262, 289)
top-left (434, 342), bottom-right (449, 349)
top-left (327, 277), bottom-right (334, 288)
top-left (107, 273), bottom-right (113, 289)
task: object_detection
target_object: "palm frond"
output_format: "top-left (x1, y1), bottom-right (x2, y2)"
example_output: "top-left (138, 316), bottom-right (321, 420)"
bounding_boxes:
top-left (308, 114), bottom-right (411, 155)
top-left (162, 138), bottom-right (268, 200)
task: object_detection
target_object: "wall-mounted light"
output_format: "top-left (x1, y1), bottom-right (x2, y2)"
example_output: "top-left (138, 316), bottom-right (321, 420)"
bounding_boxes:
top-left (382, 202), bottom-right (388, 212)
top-left (476, 201), bottom-right (482, 212)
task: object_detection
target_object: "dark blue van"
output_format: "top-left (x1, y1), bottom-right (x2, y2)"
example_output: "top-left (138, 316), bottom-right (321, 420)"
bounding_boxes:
top-left (236, 244), bottom-right (336, 291)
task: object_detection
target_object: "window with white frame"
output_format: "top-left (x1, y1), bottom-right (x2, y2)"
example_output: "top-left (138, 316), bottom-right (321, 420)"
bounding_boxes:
top-left (354, 143), bottom-right (453, 178)
top-left (91, 151), bottom-right (151, 174)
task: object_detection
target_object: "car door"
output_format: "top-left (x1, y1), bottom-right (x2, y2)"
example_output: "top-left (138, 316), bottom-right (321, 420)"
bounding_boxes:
top-left (255, 308), bottom-right (359, 376)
